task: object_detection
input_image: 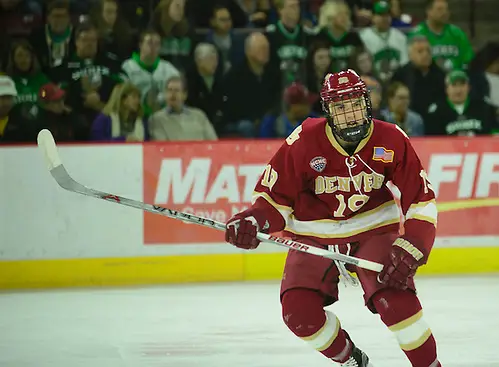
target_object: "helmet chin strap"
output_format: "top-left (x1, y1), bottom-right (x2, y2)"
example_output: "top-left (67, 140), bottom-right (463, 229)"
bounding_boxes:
top-left (329, 118), bottom-right (370, 145)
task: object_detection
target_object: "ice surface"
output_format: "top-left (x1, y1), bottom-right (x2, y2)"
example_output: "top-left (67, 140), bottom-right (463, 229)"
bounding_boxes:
top-left (0, 276), bottom-right (498, 367)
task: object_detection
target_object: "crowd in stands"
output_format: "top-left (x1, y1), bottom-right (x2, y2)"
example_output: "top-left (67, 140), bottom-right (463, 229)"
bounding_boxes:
top-left (1, 0), bottom-right (499, 144)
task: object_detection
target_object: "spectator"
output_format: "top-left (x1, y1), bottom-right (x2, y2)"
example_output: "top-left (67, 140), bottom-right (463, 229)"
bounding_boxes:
top-left (120, 1), bottom-right (151, 30)
top-left (363, 76), bottom-right (383, 119)
top-left (389, 0), bottom-right (413, 29)
top-left (266, 0), bottom-right (314, 89)
top-left (391, 35), bottom-right (446, 122)
top-left (91, 82), bottom-right (147, 141)
top-left (90, 0), bottom-right (134, 59)
top-left (259, 82), bottom-right (318, 138)
top-left (234, 0), bottom-right (270, 27)
top-left (222, 32), bottom-right (278, 137)
top-left (152, 0), bottom-right (196, 72)
top-left (186, 0), bottom-right (269, 28)
top-left (268, 0), bottom-right (316, 28)
top-left (359, 1), bottom-right (408, 84)
top-left (38, 82), bottom-right (86, 141)
top-left (409, 0), bottom-right (473, 72)
top-left (29, 0), bottom-right (75, 73)
top-left (149, 76), bottom-right (217, 141)
top-left (122, 29), bottom-right (180, 117)
top-left (315, 0), bottom-right (364, 73)
top-left (186, 43), bottom-right (225, 135)
top-left (381, 81), bottom-right (424, 136)
top-left (0, 75), bottom-right (37, 142)
top-left (206, 4), bottom-right (245, 74)
top-left (305, 41), bottom-right (332, 114)
top-left (0, 0), bottom-right (42, 38)
top-left (51, 22), bottom-right (123, 136)
top-left (468, 42), bottom-right (499, 106)
top-left (425, 70), bottom-right (498, 136)
top-left (6, 40), bottom-right (50, 120)
top-left (350, 49), bottom-right (377, 81)
top-left (344, 0), bottom-right (374, 27)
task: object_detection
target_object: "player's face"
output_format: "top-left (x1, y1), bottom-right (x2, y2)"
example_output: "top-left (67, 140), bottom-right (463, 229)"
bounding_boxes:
top-left (102, 0), bottom-right (118, 27)
top-left (13, 46), bottom-right (32, 73)
top-left (446, 82), bottom-right (469, 104)
top-left (329, 96), bottom-right (367, 128)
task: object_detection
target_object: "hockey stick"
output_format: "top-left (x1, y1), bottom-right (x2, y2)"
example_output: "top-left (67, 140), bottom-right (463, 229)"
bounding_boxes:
top-left (36, 129), bottom-right (383, 272)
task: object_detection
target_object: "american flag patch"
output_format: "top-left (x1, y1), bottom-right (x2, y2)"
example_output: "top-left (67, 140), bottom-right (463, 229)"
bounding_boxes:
top-left (373, 147), bottom-right (394, 163)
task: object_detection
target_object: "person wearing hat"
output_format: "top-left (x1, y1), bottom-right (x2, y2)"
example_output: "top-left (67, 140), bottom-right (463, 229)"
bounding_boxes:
top-left (37, 83), bottom-right (87, 141)
top-left (259, 82), bottom-right (318, 138)
top-left (0, 75), bottom-right (38, 143)
top-left (425, 70), bottom-right (499, 135)
top-left (359, 1), bottom-right (408, 84)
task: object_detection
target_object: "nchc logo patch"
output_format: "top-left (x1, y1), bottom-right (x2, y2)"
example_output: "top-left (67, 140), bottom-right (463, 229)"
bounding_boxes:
top-left (372, 146), bottom-right (394, 163)
top-left (309, 156), bottom-right (327, 172)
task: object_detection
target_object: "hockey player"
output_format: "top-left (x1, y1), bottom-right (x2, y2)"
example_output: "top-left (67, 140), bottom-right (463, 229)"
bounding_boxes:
top-left (225, 69), bottom-right (441, 367)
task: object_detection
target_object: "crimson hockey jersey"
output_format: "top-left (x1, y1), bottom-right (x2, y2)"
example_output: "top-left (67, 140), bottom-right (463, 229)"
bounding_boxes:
top-left (252, 118), bottom-right (437, 257)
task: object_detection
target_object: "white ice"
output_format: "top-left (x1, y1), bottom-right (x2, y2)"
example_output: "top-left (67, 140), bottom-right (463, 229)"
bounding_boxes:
top-left (0, 276), bottom-right (498, 367)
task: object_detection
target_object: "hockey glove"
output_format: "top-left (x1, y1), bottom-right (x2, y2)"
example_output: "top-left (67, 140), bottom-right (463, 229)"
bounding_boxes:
top-left (378, 238), bottom-right (425, 290)
top-left (225, 209), bottom-right (269, 250)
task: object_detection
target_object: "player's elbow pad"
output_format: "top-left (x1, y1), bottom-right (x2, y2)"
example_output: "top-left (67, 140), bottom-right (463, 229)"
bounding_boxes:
top-left (252, 198), bottom-right (287, 233)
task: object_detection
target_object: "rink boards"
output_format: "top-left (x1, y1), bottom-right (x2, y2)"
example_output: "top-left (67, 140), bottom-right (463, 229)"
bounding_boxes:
top-left (1, 137), bottom-right (499, 289)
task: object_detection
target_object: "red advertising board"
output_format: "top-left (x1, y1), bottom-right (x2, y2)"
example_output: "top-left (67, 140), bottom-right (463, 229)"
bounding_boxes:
top-left (143, 137), bottom-right (499, 244)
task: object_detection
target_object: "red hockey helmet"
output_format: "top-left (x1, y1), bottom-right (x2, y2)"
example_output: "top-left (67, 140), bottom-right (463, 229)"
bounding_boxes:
top-left (320, 69), bottom-right (372, 143)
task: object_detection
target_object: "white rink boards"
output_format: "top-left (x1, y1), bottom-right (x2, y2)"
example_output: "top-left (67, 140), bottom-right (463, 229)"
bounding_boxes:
top-left (0, 276), bottom-right (497, 367)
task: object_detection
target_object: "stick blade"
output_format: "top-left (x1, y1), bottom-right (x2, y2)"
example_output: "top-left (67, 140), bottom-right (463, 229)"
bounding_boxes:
top-left (37, 129), bottom-right (62, 171)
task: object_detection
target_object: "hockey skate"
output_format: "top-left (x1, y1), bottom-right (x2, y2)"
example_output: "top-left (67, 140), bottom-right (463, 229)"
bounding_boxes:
top-left (341, 344), bottom-right (374, 367)
top-left (337, 335), bottom-right (373, 367)
top-left (339, 343), bottom-right (372, 366)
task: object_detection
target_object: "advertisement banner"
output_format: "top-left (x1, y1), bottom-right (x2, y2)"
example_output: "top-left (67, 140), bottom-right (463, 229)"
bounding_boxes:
top-left (415, 137), bottom-right (499, 237)
top-left (143, 137), bottom-right (499, 245)
top-left (143, 141), bottom-right (278, 244)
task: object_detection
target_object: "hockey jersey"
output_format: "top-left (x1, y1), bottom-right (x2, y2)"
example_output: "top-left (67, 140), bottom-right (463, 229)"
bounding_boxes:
top-left (122, 53), bottom-right (180, 116)
top-left (266, 21), bottom-right (315, 86)
top-left (251, 118), bottom-right (437, 258)
top-left (314, 29), bottom-right (364, 73)
top-left (409, 22), bottom-right (474, 71)
top-left (359, 27), bottom-right (409, 83)
top-left (425, 97), bottom-right (498, 136)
